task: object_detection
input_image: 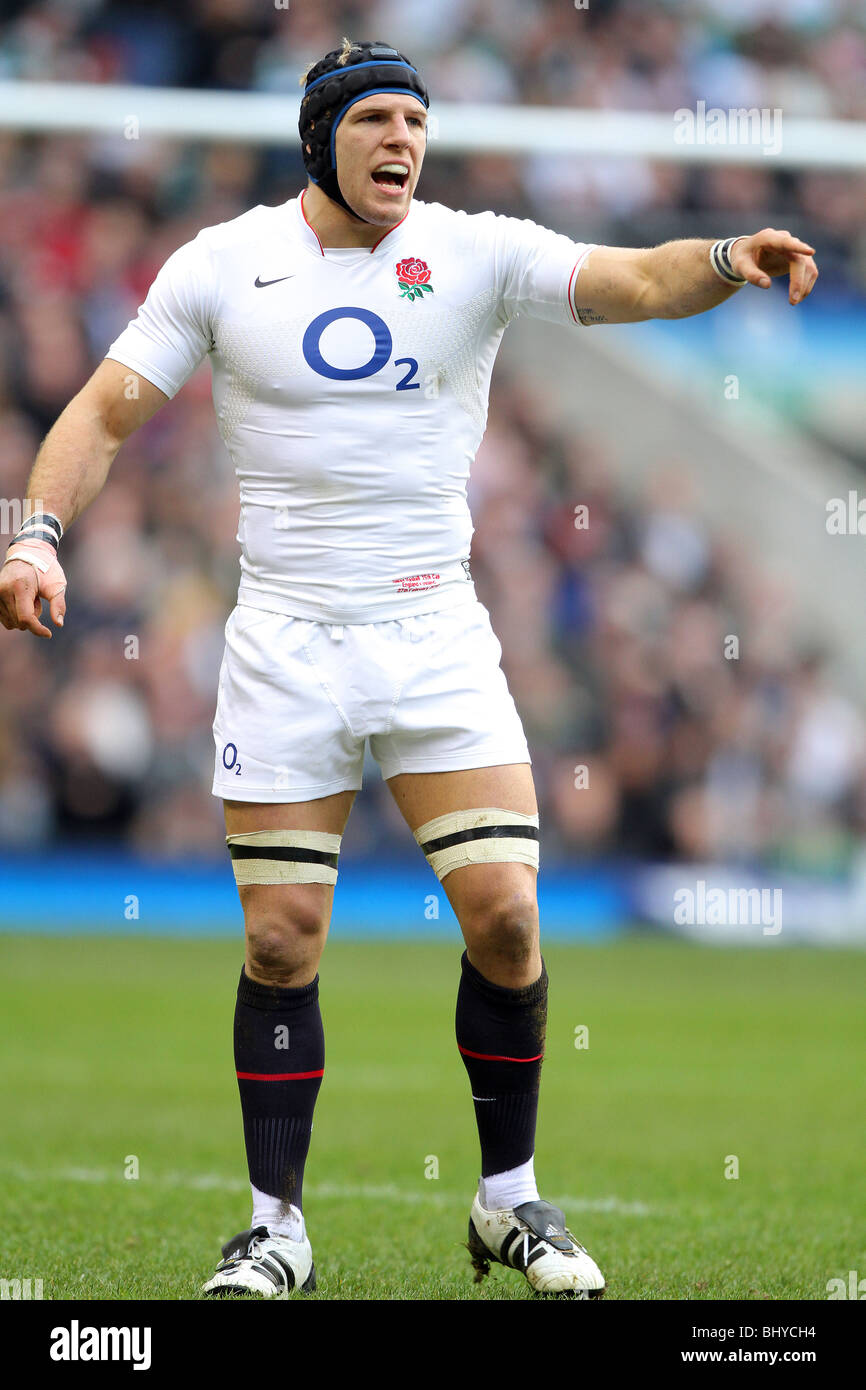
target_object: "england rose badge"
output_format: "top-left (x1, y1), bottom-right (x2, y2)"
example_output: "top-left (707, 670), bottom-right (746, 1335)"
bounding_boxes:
top-left (396, 257), bottom-right (434, 302)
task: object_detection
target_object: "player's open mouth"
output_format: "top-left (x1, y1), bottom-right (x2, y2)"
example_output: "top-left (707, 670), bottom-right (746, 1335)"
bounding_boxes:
top-left (371, 164), bottom-right (409, 194)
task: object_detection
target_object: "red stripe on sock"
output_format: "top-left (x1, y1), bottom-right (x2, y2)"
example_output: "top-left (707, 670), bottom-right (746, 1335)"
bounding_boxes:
top-left (236, 1069), bottom-right (325, 1081)
top-left (458, 1046), bottom-right (543, 1063)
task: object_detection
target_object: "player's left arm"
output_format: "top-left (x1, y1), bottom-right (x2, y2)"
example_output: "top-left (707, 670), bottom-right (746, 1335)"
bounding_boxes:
top-left (572, 229), bottom-right (818, 325)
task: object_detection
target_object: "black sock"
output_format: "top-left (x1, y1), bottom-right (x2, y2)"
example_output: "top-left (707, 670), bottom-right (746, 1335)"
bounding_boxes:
top-left (456, 950), bottom-right (548, 1177)
top-left (234, 967), bottom-right (324, 1215)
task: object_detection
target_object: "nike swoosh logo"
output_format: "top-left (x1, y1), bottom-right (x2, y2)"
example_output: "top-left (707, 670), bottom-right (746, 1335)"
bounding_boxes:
top-left (254, 275), bottom-right (295, 288)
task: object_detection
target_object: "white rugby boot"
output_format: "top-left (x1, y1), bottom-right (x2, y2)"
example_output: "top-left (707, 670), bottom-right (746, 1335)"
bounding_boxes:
top-left (202, 1225), bottom-right (316, 1298)
top-left (467, 1194), bottom-right (606, 1297)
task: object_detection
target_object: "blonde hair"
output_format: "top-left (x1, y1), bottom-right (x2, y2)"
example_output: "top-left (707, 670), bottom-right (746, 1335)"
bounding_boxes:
top-left (299, 36), bottom-right (359, 88)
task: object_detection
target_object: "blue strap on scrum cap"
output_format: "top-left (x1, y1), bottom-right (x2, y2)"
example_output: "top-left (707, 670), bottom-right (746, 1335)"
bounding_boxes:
top-left (298, 40), bottom-right (429, 222)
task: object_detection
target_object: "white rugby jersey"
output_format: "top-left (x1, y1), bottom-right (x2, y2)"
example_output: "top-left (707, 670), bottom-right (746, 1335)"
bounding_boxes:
top-left (106, 192), bottom-right (596, 623)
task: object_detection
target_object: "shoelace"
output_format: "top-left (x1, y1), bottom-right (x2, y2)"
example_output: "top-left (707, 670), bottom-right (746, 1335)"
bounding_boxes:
top-left (219, 1235), bottom-right (267, 1270)
top-left (219, 1235), bottom-right (287, 1288)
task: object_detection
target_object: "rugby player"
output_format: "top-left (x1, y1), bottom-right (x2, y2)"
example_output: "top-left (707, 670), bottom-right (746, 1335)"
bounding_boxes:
top-left (0, 38), bottom-right (818, 1299)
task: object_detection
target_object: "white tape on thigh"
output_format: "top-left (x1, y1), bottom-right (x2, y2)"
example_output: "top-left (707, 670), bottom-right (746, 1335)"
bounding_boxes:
top-left (226, 829), bottom-right (341, 886)
top-left (413, 807), bottom-right (539, 880)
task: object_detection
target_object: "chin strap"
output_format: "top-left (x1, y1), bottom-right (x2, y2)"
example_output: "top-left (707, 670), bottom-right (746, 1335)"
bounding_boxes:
top-left (315, 166), bottom-right (373, 223)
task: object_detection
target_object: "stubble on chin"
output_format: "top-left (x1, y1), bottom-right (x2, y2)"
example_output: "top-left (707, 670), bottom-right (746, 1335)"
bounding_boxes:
top-left (347, 192), bottom-right (409, 227)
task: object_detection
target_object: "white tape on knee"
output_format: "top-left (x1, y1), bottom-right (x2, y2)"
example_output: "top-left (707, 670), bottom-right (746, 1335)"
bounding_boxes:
top-left (227, 829), bottom-right (341, 886)
top-left (413, 807), bottom-right (539, 881)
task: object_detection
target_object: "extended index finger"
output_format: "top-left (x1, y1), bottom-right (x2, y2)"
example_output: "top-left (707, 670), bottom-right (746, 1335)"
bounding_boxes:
top-left (20, 611), bottom-right (52, 638)
top-left (762, 229), bottom-right (815, 256)
top-left (789, 252), bottom-right (820, 304)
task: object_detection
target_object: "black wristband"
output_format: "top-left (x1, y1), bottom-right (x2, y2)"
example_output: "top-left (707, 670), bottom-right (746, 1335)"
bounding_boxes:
top-left (12, 512), bottom-right (64, 551)
top-left (710, 237), bottom-right (747, 286)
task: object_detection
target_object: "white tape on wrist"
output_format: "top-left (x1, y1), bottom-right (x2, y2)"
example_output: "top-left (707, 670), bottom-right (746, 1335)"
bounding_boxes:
top-left (4, 540), bottom-right (67, 597)
top-left (14, 512), bottom-right (64, 548)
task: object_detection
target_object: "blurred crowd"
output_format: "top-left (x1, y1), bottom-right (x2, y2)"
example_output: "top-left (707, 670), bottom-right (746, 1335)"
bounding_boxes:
top-left (0, 0), bottom-right (865, 870)
top-left (2, 0), bottom-right (865, 288)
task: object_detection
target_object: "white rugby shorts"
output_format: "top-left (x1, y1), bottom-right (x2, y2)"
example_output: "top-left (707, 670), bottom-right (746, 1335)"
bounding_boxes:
top-left (211, 599), bottom-right (530, 802)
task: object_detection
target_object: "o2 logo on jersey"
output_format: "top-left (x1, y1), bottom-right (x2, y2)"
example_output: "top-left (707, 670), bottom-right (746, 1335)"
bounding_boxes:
top-left (222, 742), bottom-right (242, 776)
top-left (302, 307), bottom-right (419, 390)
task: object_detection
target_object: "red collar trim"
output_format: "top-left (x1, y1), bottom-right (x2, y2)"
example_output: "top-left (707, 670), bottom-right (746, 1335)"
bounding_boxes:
top-left (300, 188), bottom-right (325, 256)
top-left (299, 189), bottom-right (410, 255)
top-left (370, 207), bottom-right (410, 252)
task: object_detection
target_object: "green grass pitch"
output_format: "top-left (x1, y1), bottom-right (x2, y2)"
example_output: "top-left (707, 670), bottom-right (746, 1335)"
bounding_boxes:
top-left (0, 933), bottom-right (863, 1300)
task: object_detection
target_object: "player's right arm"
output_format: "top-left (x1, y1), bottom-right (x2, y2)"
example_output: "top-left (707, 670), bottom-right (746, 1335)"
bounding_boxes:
top-left (0, 357), bottom-right (168, 638)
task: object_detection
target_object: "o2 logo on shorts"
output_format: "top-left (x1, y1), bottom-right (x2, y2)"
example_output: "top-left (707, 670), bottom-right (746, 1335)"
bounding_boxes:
top-left (222, 742), bottom-right (242, 776)
top-left (302, 307), bottom-right (419, 390)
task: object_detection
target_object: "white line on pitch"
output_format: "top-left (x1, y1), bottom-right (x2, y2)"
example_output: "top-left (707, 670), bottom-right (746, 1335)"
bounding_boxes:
top-left (0, 1164), bottom-right (653, 1215)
